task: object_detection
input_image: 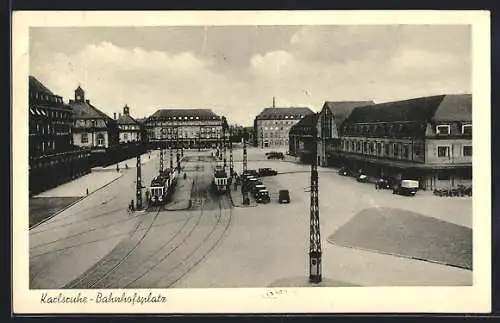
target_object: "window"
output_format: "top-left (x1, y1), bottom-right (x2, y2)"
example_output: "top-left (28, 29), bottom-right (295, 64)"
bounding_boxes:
top-left (97, 134), bottom-right (105, 146)
top-left (385, 143), bottom-right (390, 156)
top-left (393, 143), bottom-right (399, 157)
top-left (436, 125), bottom-right (450, 135)
top-left (463, 145), bottom-right (472, 156)
top-left (124, 133), bottom-right (129, 141)
top-left (363, 142), bottom-right (368, 153)
top-left (403, 145), bottom-right (410, 159)
top-left (81, 133), bottom-right (88, 143)
top-left (377, 143), bottom-right (382, 155)
top-left (437, 145), bottom-right (450, 157)
top-left (462, 124), bottom-right (472, 135)
top-left (351, 141), bottom-right (355, 151)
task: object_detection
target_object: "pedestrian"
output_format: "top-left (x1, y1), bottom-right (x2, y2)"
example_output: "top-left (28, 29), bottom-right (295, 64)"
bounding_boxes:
top-left (86, 188), bottom-right (89, 195)
top-left (125, 163), bottom-right (128, 169)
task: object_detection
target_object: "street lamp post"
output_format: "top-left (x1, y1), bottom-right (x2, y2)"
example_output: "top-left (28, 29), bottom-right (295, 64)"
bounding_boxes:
top-left (136, 154), bottom-right (143, 210)
top-left (176, 127), bottom-right (180, 173)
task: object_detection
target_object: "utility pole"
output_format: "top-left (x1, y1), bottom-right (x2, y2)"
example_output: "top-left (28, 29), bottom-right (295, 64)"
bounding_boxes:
top-left (136, 154), bottom-right (143, 210)
top-left (229, 127), bottom-right (234, 177)
top-left (176, 127), bottom-right (180, 173)
top-left (309, 124), bottom-right (322, 284)
top-left (242, 129), bottom-right (249, 205)
top-left (222, 117), bottom-right (227, 169)
top-left (159, 129), bottom-right (164, 174)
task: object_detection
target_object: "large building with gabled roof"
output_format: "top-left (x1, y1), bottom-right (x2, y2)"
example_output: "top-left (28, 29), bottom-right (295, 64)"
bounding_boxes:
top-left (29, 76), bottom-right (91, 195)
top-left (145, 108), bottom-right (223, 149)
top-left (68, 86), bottom-right (119, 150)
top-left (115, 105), bottom-right (142, 143)
top-left (253, 100), bottom-right (314, 149)
top-left (338, 94), bottom-right (472, 190)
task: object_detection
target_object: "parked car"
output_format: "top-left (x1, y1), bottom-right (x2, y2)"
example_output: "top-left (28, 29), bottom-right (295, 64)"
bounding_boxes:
top-left (255, 189), bottom-right (271, 203)
top-left (278, 189), bottom-right (290, 204)
top-left (252, 184), bottom-right (266, 196)
top-left (338, 167), bottom-right (352, 176)
top-left (267, 152), bottom-right (285, 160)
top-left (393, 180), bottom-right (419, 196)
top-left (357, 173), bottom-right (369, 183)
top-left (243, 169), bottom-right (259, 177)
top-left (258, 168), bottom-right (278, 176)
top-left (375, 177), bottom-right (393, 189)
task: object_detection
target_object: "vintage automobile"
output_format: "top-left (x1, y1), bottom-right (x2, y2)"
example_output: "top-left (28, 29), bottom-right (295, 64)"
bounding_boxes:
top-left (251, 184), bottom-right (267, 197)
top-left (357, 173), bottom-right (369, 183)
top-left (278, 189), bottom-right (290, 204)
top-left (267, 152), bottom-right (285, 160)
top-left (393, 180), bottom-right (419, 196)
top-left (255, 189), bottom-right (271, 203)
top-left (243, 169), bottom-right (259, 177)
top-left (338, 167), bottom-right (352, 176)
top-left (375, 177), bottom-right (394, 189)
top-left (258, 167), bottom-right (278, 176)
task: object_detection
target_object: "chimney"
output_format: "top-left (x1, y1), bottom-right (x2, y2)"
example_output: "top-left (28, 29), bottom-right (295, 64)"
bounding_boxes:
top-left (114, 112), bottom-right (117, 120)
top-left (272, 96), bottom-right (276, 108)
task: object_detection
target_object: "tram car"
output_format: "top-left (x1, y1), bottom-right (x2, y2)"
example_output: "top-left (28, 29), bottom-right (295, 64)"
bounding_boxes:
top-left (212, 165), bottom-right (230, 194)
top-left (148, 168), bottom-right (177, 205)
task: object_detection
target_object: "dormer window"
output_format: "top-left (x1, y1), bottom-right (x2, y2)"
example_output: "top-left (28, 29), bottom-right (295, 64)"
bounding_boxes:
top-left (196, 116), bottom-right (199, 120)
top-left (173, 117), bottom-right (176, 120)
top-left (436, 125), bottom-right (450, 135)
top-left (285, 116), bottom-right (288, 119)
top-left (462, 124), bottom-right (472, 135)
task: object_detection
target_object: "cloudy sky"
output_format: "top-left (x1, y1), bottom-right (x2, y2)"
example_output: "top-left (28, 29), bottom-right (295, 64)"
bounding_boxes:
top-left (30, 25), bottom-right (471, 126)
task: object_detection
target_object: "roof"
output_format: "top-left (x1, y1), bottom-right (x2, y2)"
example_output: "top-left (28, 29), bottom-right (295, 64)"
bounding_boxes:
top-left (432, 94), bottom-right (472, 121)
top-left (117, 113), bottom-right (140, 125)
top-left (29, 76), bottom-right (54, 95)
top-left (69, 100), bottom-right (113, 120)
top-left (256, 107), bottom-right (314, 120)
top-left (344, 94), bottom-right (471, 124)
top-left (345, 95), bottom-right (446, 123)
top-left (147, 109), bottom-right (221, 121)
top-left (323, 101), bottom-right (374, 126)
top-left (289, 113), bottom-right (318, 135)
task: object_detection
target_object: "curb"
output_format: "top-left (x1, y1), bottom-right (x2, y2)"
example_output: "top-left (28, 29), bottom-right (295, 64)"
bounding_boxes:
top-left (29, 173), bottom-right (124, 230)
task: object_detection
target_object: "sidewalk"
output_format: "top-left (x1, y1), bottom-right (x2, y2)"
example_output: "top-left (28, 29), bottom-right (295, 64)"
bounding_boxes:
top-left (228, 185), bottom-right (258, 208)
top-left (34, 171), bottom-right (123, 198)
top-left (93, 151), bottom-right (156, 172)
top-left (164, 176), bottom-right (193, 211)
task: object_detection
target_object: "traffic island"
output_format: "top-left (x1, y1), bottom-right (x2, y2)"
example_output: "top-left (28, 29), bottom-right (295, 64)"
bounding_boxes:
top-left (164, 177), bottom-right (194, 211)
top-left (228, 187), bottom-right (258, 208)
top-left (267, 276), bottom-right (359, 287)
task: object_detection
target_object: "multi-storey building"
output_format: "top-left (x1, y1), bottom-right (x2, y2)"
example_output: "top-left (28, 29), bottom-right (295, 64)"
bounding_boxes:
top-left (115, 105), bottom-right (142, 143)
top-left (288, 113), bottom-right (319, 163)
top-left (254, 107), bottom-right (314, 149)
top-left (69, 86), bottom-right (119, 151)
top-left (145, 109), bottom-right (223, 149)
top-left (29, 76), bottom-right (91, 195)
top-left (316, 101), bottom-right (374, 166)
top-left (338, 94), bottom-right (472, 190)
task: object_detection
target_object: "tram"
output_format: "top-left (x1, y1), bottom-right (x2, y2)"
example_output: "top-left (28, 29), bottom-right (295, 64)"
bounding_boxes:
top-left (148, 168), bottom-right (177, 205)
top-left (212, 165), bottom-right (230, 194)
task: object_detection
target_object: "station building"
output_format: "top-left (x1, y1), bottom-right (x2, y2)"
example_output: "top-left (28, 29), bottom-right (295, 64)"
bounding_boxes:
top-left (316, 101), bottom-right (375, 167)
top-left (145, 109), bottom-right (223, 149)
top-left (288, 113), bottom-right (319, 163)
top-left (338, 94), bottom-right (472, 190)
top-left (254, 106), bottom-right (314, 149)
top-left (29, 76), bottom-right (91, 195)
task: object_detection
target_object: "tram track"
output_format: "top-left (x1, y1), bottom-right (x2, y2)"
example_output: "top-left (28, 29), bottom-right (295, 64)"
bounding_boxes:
top-left (63, 206), bottom-right (162, 289)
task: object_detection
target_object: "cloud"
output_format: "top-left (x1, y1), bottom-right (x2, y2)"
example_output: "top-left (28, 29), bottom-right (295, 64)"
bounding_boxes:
top-left (30, 26), bottom-right (471, 126)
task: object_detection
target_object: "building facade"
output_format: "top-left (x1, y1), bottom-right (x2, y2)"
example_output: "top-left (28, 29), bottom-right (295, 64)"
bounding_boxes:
top-left (338, 94), bottom-right (472, 190)
top-left (316, 101), bottom-right (374, 167)
top-left (29, 76), bottom-right (91, 195)
top-left (288, 113), bottom-right (319, 163)
top-left (254, 107), bottom-right (314, 149)
top-left (116, 105), bottom-right (142, 143)
top-left (145, 109), bottom-right (223, 149)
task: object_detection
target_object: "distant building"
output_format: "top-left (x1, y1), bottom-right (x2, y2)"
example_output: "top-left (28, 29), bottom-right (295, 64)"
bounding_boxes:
top-left (254, 106), bottom-right (314, 149)
top-left (338, 94), bottom-right (472, 190)
top-left (288, 113), bottom-right (319, 163)
top-left (29, 76), bottom-right (91, 195)
top-left (145, 109), bottom-right (223, 149)
top-left (115, 105), bottom-right (142, 143)
top-left (69, 86), bottom-right (119, 151)
top-left (316, 101), bottom-right (374, 166)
